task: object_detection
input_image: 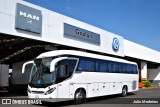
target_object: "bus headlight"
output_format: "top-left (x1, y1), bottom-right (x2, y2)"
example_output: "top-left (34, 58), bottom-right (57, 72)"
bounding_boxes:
top-left (45, 87), bottom-right (56, 95)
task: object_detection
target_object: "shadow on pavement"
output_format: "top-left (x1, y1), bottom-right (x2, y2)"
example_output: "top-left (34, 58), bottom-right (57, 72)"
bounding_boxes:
top-left (0, 85), bottom-right (28, 98)
top-left (37, 93), bottom-right (136, 107)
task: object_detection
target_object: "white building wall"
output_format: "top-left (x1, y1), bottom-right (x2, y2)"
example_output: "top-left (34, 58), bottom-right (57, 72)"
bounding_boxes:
top-left (0, 0), bottom-right (160, 64)
top-left (0, 0), bottom-right (124, 57)
top-left (148, 68), bottom-right (160, 85)
top-left (141, 61), bottom-right (147, 79)
top-left (124, 40), bottom-right (160, 63)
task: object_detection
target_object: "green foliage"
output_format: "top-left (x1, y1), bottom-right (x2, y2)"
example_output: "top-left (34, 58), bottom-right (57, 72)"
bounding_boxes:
top-left (144, 81), bottom-right (152, 87)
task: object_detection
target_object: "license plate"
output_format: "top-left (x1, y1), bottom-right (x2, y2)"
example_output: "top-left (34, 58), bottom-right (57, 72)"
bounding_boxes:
top-left (35, 95), bottom-right (39, 98)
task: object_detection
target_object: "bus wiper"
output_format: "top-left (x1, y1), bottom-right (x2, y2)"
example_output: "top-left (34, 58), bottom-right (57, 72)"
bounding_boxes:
top-left (30, 63), bottom-right (47, 84)
top-left (30, 69), bottom-right (39, 83)
top-left (30, 65), bottom-right (43, 84)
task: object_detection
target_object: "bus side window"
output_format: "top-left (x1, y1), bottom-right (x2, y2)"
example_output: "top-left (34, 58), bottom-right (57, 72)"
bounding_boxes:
top-left (95, 61), bottom-right (100, 72)
top-left (85, 58), bottom-right (94, 72)
top-left (126, 64), bottom-right (132, 74)
top-left (111, 62), bottom-right (118, 73)
top-left (77, 59), bottom-right (85, 71)
top-left (108, 61), bottom-right (112, 73)
top-left (132, 65), bottom-right (138, 74)
top-left (115, 62), bottom-right (119, 73)
top-left (122, 63), bottom-right (126, 73)
top-left (118, 63), bottom-right (121, 73)
top-left (100, 61), bottom-right (107, 72)
top-left (96, 60), bottom-right (108, 73)
top-left (68, 60), bottom-right (77, 76)
top-left (56, 59), bottom-right (77, 82)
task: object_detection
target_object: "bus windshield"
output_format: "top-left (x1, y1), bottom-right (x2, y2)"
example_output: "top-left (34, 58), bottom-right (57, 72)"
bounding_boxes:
top-left (29, 57), bottom-right (78, 87)
top-left (29, 57), bottom-right (56, 86)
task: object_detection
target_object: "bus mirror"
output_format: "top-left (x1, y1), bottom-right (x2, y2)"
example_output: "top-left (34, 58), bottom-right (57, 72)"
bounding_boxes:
top-left (22, 61), bottom-right (34, 74)
top-left (50, 57), bottom-right (68, 72)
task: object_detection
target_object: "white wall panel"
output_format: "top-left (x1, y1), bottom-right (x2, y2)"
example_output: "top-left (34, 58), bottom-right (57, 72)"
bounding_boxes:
top-left (124, 40), bottom-right (160, 63)
top-left (0, 0), bottom-right (160, 61)
top-left (148, 68), bottom-right (160, 81)
top-left (0, 0), bottom-right (124, 57)
top-left (141, 61), bottom-right (147, 79)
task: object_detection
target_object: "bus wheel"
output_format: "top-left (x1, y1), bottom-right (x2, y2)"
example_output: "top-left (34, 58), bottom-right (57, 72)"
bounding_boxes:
top-left (74, 89), bottom-right (86, 104)
top-left (121, 86), bottom-right (127, 97)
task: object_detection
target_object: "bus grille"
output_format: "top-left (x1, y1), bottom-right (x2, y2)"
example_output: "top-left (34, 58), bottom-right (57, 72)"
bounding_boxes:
top-left (32, 91), bottom-right (44, 94)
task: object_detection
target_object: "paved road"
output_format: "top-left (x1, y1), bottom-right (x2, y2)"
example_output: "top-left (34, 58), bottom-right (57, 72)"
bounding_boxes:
top-left (0, 88), bottom-right (160, 107)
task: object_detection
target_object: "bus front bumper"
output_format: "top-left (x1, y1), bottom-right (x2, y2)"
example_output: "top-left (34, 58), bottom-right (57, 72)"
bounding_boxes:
top-left (28, 92), bottom-right (57, 102)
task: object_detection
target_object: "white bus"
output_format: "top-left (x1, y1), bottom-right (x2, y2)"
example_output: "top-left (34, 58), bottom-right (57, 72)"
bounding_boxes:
top-left (22, 50), bottom-right (139, 104)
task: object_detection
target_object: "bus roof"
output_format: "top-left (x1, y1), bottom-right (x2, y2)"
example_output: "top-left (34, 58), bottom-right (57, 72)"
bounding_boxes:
top-left (37, 50), bottom-right (137, 65)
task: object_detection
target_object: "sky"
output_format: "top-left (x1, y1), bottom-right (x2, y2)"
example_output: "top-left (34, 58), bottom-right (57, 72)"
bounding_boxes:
top-left (24, 0), bottom-right (160, 51)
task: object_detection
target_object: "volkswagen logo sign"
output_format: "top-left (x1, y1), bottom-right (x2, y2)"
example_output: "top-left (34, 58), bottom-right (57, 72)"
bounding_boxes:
top-left (112, 38), bottom-right (119, 52)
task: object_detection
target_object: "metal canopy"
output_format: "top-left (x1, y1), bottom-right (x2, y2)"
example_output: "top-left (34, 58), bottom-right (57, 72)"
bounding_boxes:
top-left (0, 33), bottom-right (159, 69)
top-left (0, 33), bottom-right (53, 64)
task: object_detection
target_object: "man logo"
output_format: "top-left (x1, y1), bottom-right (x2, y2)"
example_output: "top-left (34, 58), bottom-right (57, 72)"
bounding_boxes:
top-left (112, 38), bottom-right (119, 52)
top-left (15, 3), bottom-right (42, 34)
top-left (19, 11), bottom-right (40, 21)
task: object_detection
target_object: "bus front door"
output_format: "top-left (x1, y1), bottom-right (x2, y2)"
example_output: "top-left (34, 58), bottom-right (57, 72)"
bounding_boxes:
top-left (57, 82), bottom-right (70, 102)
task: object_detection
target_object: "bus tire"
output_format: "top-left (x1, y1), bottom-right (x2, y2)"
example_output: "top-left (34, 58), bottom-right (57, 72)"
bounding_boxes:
top-left (74, 89), bottom-right (86, 104)
top-left (121, 86), bottom-right (127, 97)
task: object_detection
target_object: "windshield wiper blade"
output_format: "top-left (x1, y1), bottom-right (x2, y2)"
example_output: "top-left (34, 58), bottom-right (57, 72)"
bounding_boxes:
top-left (30, 69), bottom-right (38, 83)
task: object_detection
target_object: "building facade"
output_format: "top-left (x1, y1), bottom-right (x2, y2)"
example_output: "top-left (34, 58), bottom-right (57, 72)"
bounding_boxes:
top-left (0, 0), bottom-right (160, 86)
